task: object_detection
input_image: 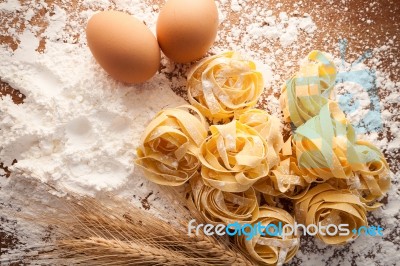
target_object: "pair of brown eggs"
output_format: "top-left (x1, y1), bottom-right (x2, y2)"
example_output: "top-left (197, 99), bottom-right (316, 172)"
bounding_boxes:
top-left (86, 0), bottom-right (219, 84)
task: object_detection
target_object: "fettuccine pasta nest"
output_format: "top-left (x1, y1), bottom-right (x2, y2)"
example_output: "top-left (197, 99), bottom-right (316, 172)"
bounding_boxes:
top-left (293, 102), bottom-right (391, 209)
top-left (187, 51), bottom-right (264, 123)
top-left (236, 206), bottom-right (300, 265)
top-left (255, 136), bottom-right (311, 201)
top-left (238, 109), bottom-right (284, 168)
top-left (293, 102), bottom-right (357, 182)
top-left (253, 153), bottom-right (311, 202)
top-left (280, 50), bottom-right (336, 127)
top-left (349, 140), bottom-right (391, 210)
top-left (199, 120), bottom-right (270, 192)
top-left (189, 175), bottom-right (259, 224)
top-left (136, 105), bottom-right (208, 186)
top-left (294, 183), bottom-right (368, 245)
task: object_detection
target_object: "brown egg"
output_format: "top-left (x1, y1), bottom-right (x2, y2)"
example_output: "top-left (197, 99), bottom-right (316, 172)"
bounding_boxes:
top-left (156, 0), bottom-right (219, 63)
top-left (86, 11), bottom-right (160, 83)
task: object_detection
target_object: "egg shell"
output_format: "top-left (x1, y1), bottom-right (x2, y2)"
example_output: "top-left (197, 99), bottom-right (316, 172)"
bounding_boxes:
top-left (157, 0), bottom-right (219, 63)
top-left (86, 11), bottom-right (160, 83)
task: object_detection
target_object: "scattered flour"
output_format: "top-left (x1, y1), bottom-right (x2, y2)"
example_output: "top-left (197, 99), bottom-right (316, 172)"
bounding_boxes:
top-left (0, 0), bottom-right (399, 265)
top-left (0, 35), bottom-right (186, 192)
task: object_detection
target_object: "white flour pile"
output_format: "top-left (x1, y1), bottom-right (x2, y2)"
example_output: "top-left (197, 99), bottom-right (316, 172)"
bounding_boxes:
top-left (0, 37), bottom-right (187, 193)
top-left (0, 0), bottom-right (399, 265)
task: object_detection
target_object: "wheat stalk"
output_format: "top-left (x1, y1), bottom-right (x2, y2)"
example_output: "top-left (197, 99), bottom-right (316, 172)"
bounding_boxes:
top-left (2, 181), bottom-right (253, 265)
top-left (57, 237), bottom-right (196, 265)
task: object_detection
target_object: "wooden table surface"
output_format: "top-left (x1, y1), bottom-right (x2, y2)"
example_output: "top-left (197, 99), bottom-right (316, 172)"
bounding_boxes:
top-left (1, 0), bottom-right (399, 265)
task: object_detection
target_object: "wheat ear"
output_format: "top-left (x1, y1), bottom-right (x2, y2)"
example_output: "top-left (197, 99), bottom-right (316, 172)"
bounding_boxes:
top-left (3, 186), bottom-right (253, 265)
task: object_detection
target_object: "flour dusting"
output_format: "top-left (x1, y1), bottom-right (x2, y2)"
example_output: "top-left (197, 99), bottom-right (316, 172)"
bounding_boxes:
top-left (0, 0), bottom-right (399, 265)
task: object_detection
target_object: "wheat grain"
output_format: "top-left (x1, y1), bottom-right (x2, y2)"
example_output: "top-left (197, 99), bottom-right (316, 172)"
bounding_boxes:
top-left (2, 182), bottom-right (254, 265)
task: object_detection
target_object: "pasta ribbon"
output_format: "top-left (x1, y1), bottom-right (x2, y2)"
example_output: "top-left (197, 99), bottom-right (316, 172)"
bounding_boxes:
top-left (199, 120), bottom-right (269, 192)
top-left (135, 105), bottom-right (208, 186)
top-left (293, 102), bottom-right (355, 181)
top-left (294, 183), bottom-right (368, 245)
top-left (254, 137), bottom-right (311, 200)
top-left (280, 50), bottom-right (336, 127)
top-left (238, 109), bottom-right (284, 168)
top-left (293, 102), bottom-right (391, 207)
top-left (187, 51), bottom-right (264, 123)
top-left (236, 206), bottom-right (300, 266)
top-left (351, 140), bottom-right (391, 210)
top-left (189, 175), bottom-right (259, 224)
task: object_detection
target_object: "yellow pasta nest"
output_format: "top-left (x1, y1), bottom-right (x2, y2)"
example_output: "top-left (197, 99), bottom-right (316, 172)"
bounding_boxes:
top-left (280, 50), bottom-right (336, 127)
top-left (236, 206), bottom-right (300, 265)
top-left (253, 138), bottom-right (311, 201)
top-left (187, 51), bottom-right (264, 123)
top-left (199, 120), bottom-right (270, 192)
top-left (238, 109), bottom-right (284, 168)
top-left (293, 102), bottom-right (391, 209)
top-left (135, 105), bottom-right (208, 186)
top-left (350, 140), bottom-right (391, 210)
top-left (189, 175), bottom-right (259, 224)
top-left (294, 183), bottom-right (368, 245)
top-left (293, 102), bottom-right (356, 181)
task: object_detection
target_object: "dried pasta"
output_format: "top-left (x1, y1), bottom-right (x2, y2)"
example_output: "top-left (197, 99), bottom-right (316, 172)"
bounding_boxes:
top-left (135, 50), bottom-right (391, 264)
top-left (294, 183), bottom-right (368, 245)
top-left (254, 137), bottom-right (311, 200)
top-left (236, 206), bottom-right (300, 265)
top-left (293, 102), bottom-right (391, 206)
top-left (187, 51), bottom-right (264, 123)
top-left (293, 102), bottom-right (356, 181)
top-left (280, 50), bottom-right (336, 127)
top-left (189, 175), bottom-right (259, 224)
top-left (199, 120), bottom-right (269, 192)
top-left (136, 105), bottom-right (208, 186)
top-left (351, 140), bottom-right (391, 210)
top-left (238, 109), bottom-right (284, 168)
